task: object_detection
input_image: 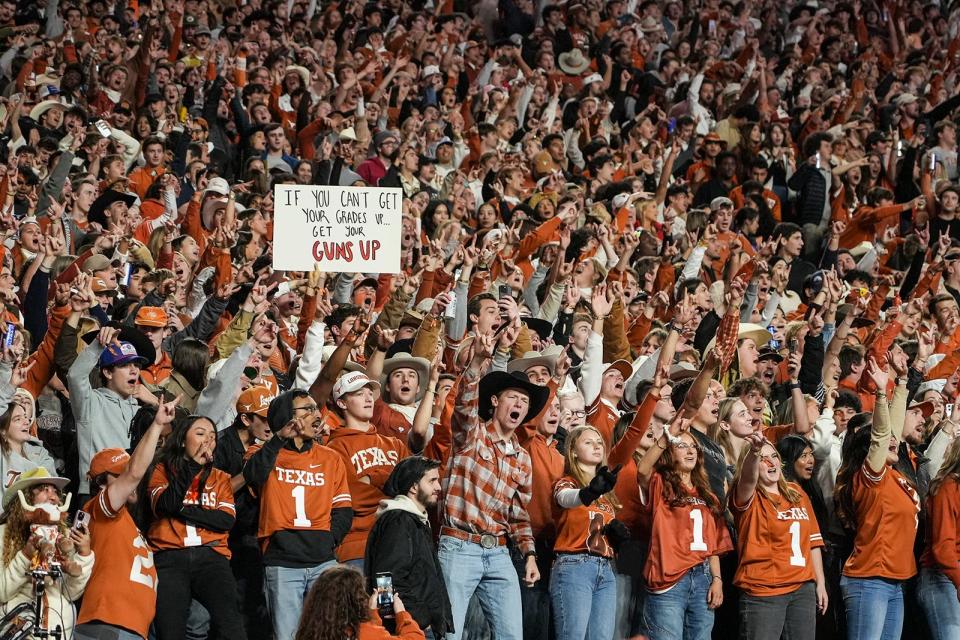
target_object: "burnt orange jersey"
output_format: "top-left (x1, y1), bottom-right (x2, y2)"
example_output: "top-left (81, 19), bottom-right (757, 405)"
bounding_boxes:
top-left (552, 476), bottom-right (616, 558)
top-left (843, 464), bottom-right (920, 580)
top-left (922, 479), bottom-right (960, 589)
top-left (641, 471), bottom-right (732, 591)
top-left (586, 397), bottom-right (618, 445)
top-left (257, 443), bottom-right (352, 550)
top-left (732, 485), bottom-right (824, 596)
top-left (147, 465), bottom-right (236, 559)
top-left (326, 425), bottom-right (409, 561)
top-left (77, 490), bottom-right (158, 638)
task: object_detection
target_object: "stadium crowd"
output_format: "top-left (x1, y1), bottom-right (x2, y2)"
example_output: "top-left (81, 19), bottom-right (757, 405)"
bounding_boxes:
top-left (0, 0), bottom-right (960, 639)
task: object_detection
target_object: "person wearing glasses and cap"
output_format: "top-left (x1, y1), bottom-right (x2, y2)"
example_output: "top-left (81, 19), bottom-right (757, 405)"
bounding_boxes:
top-left (242, 389), bottom-right (353, 640)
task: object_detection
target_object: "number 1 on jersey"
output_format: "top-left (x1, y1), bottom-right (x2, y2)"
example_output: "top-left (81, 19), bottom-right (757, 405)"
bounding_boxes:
top-left (690, 508), bottom-right (708, 551)
top-left (788, 521), bottom-right (805, 567)
top-left (292, 485), bottom-right (311, 527)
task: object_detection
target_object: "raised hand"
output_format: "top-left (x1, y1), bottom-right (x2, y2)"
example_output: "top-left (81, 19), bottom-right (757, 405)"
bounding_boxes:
top-left (97, 326), bottom-right (120, 347)
top-left (154, 394), bottom-right (181, 427)
top-left (374, 326), bottom-right (397, 351)
top-left (591, 283), bottom-right (613, 318)
top-left (866, 356), bottom-right (888, 390)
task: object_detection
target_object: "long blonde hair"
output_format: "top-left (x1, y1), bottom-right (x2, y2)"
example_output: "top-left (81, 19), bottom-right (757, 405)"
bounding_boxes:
top-left (708, 397), bottom-right (743, 466)
top-left (929, 434), bottom-right (960, 498)
top-left (563, 426), bottom-right (621, 509)
top-left (731, 442), bottom-right (803, 505)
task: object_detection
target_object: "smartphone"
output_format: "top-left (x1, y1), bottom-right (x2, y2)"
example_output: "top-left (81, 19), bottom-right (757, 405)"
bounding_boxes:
top-left (4, 322), bottom-right (15, 349)
top-left (375, 572), bottom-right (394, 613)
top-left (95, 120), bottom-right (112, 138)
top-left (666, 117), bottom-right (677, 134)
top-left (123, 262), bottom-right (133, 286)
top-left (815, 154), bottom-right (821, 169)
top-left (498, 284), bottom-right (512, 300)
top-left (930, 152), bottom-right (938, 174)
top-left (788, 337), bottom-right (799, 353)
top-left (708, 19), bottom-right (717, 35)
top-left (896, 140), bottom-right (903, 157)
top-left (947, 403), bottom-right (955, 419)
top-left (72, 510), bottom-right (90, 532)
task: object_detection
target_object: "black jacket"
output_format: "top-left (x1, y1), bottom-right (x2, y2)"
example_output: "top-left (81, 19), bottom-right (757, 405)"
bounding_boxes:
top-left (787, 163), bottom-right (829, 227)
top-left (364, 498), bottom-right (454, 635)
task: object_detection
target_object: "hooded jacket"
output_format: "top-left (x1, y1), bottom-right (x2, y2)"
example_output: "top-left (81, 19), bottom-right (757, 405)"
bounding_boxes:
top-left (363, 496), bottom-right (453, 636)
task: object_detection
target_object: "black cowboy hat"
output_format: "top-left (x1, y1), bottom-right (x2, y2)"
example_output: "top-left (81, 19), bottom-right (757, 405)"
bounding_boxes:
top-left (478, 371), bottom-right (550, 421)
top-left (82, 321), bottom-right (157, 367)
top-left (521, 317), bottom-right (553, 341)
top-left (88, 190), bottom-right (137, 229)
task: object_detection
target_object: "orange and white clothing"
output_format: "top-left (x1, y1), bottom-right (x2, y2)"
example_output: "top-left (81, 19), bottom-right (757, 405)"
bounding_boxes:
top-left (731, 485), bottom-right (824, 596)
top-left (553, 476), bottom-right (616, 558)
top-left (77, 489), bottom-right (154, 638)
top-left (243, 435), bottom-right (353, 566)
top-left (843, 463), bottom-right (920, 580)
top-left (641, 471), bottom-right (733, 591)
top-left (921, 479), bottom-right (960, 589)
top-left (325, 425), bottom-right (409, 561)
top-left (148, 464), bottom-right (236, 559)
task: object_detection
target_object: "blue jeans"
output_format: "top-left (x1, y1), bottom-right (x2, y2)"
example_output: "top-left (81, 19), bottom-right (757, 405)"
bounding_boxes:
top-left (437, 534), bottom-right (523, 640)
top-left (641, 561), bottom-right (714, 640)
top-left (263, 560), bottom-right (338, 640)
top-left (840, 575), bottom-right (904, 640)
top-left (917, 567), bottom-right (960, 640)
top-left (549, 554), bottom-right (617, 640)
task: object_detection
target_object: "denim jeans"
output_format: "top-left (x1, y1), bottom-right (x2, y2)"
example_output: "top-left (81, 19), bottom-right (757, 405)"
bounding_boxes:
top-left (75, 623), bottom-right (145, 640)
top-left (840, 575), bottom-right (904, 640)
top-left (738, 581), bottom-right (815, 640)
top-left (549, 554), bottom-right (617, 640)
top-left (641, 560), bottom-right (714, 640)
top-left (263, 560), bottom-right (338, 640)
top-left (437, 534), bottom-right (523, 640)
top-left (917, 567), bottom-right (960, 640)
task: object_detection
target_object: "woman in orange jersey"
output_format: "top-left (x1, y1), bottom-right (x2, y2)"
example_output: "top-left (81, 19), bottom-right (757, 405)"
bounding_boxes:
top-left (918, 437), bottom-right (960, 639)
top-left (146, 416), bottom-right (248, 640)
top-left (637, 414), bottom-right (732, 640)
top-left (295, 566), bottom-right (425, 640)
top-left (550, 425), bottom-right (627, 640)
top-left (833, 361), bottom-right (919, 640)
top-left (731, 432), bottom-right (827, 640)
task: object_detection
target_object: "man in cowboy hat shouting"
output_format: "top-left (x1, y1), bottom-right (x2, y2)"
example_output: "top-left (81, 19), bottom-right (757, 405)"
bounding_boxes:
top-left (438, 332), bottom-right (549, 640)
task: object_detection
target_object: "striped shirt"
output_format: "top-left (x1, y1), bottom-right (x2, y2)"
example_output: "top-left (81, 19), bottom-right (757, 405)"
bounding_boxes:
top-left (441, 366), bottom-right (536, 555)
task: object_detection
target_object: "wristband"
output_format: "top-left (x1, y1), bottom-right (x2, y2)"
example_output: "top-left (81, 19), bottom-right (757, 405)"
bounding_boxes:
top-left (789, 382), bottom-right (801, 390)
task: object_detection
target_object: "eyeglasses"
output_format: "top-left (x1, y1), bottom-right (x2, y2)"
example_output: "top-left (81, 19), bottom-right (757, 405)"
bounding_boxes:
top-left (673, 442), bottom-right (700, 451)
top-left (293, 404), bottom-right (320, 414)
top-left (568, 410), bottom-right (586, 418)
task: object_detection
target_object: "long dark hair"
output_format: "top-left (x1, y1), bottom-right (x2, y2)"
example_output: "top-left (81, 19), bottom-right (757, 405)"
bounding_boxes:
top-left (833, 416), bottom-right (873, 534)
top-left (171, 339), bottom-right (209, 392)
top-left (135, 415), bottom-right (216, 530)
top-left (295, 566), bottom-right (371, 640)
top-left (777, 435), bottom-right (828, 529)
top-left (654, 434), bottom-right (724, 516)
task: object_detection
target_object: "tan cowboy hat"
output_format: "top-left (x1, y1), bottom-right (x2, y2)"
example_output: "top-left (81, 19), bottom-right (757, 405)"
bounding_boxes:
top-left (3, 466), bottom-right (70, 509)
top-left (381, 352), bottom-right (431, 402)
top-left (705, 323), bottom-right (772, 354)
top-left (558, 49), bottom-right (591, 75)
top-left (506, 345), bottom-right (565, 377)
top-left (284, 65), bottom-right (311, 87)
top-left (29, 99), bottom-right (64, 123)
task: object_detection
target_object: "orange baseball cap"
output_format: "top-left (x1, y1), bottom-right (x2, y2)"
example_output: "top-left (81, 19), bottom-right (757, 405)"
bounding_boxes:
top-left (135, 306), bottom-right (169, 328)
top-left (92, 277), bottom-right (118, 294)
top-left (88, 448), bottom-right (130, 478)
top-left (236, 385), bottom-right (273, 416)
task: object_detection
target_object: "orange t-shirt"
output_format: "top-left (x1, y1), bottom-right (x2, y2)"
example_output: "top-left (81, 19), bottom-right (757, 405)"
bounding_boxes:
top-left (641, 471), bottom-right (733, 591)
top-left (77, 490), bottom-right (158, 638)
top-left (522, 433), bottom-right (565, 541)
top-left (731, 485), bottom-right (824, 596)
top-left (921, 479), bottom-right (960, 589)
top-left (843, 464), bottom-right (920, 580)
top-left (586, 397), bottom-right (618, 445)
top-left (325, 425), bottom-right (409, 561)
top-left (147, 465), bottom-right (236, 559)
top-left (552, 476), bottom-right (616, 558)
top-left (255, 443), bottom-right (352, 552)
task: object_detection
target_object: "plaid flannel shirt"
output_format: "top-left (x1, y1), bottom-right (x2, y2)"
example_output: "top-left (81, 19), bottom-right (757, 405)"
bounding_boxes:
top-left (441, 365), bottom-right (536, 555)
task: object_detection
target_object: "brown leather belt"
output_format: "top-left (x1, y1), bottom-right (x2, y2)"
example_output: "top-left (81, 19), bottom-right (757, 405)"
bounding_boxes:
top-left (440, 526), bottom-right (507, 549)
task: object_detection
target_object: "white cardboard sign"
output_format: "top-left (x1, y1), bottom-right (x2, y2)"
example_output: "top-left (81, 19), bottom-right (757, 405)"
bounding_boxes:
top-left (272, 184), bottom-right (403, 272)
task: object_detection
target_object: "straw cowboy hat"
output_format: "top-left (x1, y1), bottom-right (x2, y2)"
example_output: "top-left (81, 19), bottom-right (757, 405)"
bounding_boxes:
top-left (507, 345), bottom-right (565, 377)
top-left (381, 352), bottom-right (432, 402)
top-left (284, 65), bottom-right (311, 87)
top-left (29, 99), bottom-right (64, 123)
top-left (4, 466), bottom-right (70, 509)
top-left (558, 49), bottom-right (591, 75)
top-left (705, 323), bottom-right (772, 354)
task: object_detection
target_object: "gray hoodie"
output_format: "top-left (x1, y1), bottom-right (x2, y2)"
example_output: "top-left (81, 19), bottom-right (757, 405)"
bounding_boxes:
top-left (0, 441), bottom-right (57, 510)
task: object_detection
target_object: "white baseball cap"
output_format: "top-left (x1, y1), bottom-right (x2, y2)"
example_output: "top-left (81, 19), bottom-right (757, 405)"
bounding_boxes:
top-left (332, 371), bottom-right (381, 401)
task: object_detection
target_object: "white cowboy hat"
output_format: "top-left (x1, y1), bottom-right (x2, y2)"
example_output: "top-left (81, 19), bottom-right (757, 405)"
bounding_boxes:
top-left (558, 49), bottom-right (590, 75)
top-left (705, 323), bottom-right (772, 354)
top-left (506, 345), bottom-right (565, 377)
top-left (29, 99), bottom-right (64, 123)
top-left (381, 352), bottom-right (431, 402)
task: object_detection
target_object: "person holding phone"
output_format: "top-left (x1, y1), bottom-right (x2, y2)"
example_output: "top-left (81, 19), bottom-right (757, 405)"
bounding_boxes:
top-left (295, 566), bottom-right (425, 639)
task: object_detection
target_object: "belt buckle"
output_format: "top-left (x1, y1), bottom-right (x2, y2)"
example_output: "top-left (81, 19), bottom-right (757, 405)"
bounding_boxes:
top-left (479, 534), bottom-right (497, 549)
